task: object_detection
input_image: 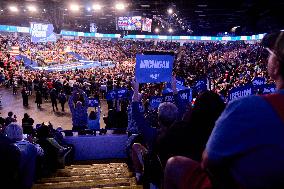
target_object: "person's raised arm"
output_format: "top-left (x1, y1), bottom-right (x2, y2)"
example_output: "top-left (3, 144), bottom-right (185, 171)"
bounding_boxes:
top-left (132, 78), bottom-right (140, 102)
top-left (131, 78), bottom-right (156, 148)
top-left (172, 75), bottom-right (186, 120)
top-left (171, 75), bottom-right (178, 95)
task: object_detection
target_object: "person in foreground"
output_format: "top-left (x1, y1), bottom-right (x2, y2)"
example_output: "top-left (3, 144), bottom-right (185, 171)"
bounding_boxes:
top-left (164, 31), bottom-right (284, 189)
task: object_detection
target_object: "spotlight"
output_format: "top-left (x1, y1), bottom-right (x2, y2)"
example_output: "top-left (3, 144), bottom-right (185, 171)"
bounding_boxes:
top-left (87, 7), bottom-right (91, 11)
top-left (27, 5), bottom-right (37, 12)
top-left (231, 26), bottom-right (240, 32)
top-left (70, 4), bottom-right (79, 11)
top-left (9, 6), bottom-right (18, 12)
top-left (154, 28), bottom-right (160, 33)
top-left (168, 28), bottom-right (173, 33)
top-left (167, 8), bottom-right (173, 15)
top-left (93, 4), bottom-right (102, 10)
top-left (115, 3), bottom-right (125, 10)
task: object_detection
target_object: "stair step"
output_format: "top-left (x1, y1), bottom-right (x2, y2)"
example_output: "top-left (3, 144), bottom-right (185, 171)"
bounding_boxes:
top-left (65, 163), bottom-right (128, 169)
top-left (32, 177), bottom-right (137, 189)
top-left (53, 167), bottom-right (130, 177)
top-left (37, 173), bottom-right (132, 183)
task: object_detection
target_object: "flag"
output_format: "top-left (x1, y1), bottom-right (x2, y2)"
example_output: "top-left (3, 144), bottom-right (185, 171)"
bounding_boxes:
top-left (9, 46), bottom-right (20, 56)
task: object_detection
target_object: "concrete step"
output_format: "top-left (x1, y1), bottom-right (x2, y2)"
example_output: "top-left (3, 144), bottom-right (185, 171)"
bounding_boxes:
top-left (53, 167), bottom-right (130, 177)
top-left (37, 172), bottom-right (133, 183)
top-left (32, 177), bottom-right (137, 189)
top-left (32, 161), bottom-right (141, 189)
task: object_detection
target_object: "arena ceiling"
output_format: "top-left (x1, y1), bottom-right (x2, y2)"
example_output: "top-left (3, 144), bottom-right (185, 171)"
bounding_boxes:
top-left (0, 0), bottom-right (283, 35)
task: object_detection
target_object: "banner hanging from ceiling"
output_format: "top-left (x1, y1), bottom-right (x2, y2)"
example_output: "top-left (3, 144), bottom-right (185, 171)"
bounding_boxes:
top-left (30, 22), bottom-right (57, 43)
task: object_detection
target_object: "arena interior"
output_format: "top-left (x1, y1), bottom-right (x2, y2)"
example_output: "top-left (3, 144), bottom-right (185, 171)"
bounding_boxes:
top-left (0, 0), bottom-right (284, 189)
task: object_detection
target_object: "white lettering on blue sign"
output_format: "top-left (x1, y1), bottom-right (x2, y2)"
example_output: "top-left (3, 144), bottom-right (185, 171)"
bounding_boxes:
top-left (150, 74), bottom-right (160, 80)
top-left (118, 90), bottom-right (126, 94)
top-left (263, 87), bottom-right (275, 94)
top-left (31, 23), bottom-right (49, 38)
top-left (230, 88), bottom-right (252, 101)
top-left (165, 96), bottom-right (174, 102)
top-left (180, 93), bottom-right (188, 100)
top-left (31, 30), bottom-right (47, 38)
top-left (252, 80), bottom-right (265, 86)
top-left (177, 81), bottom-right (183, 86)
top-left (140, 60), bottom-right (170, 69)
top-left (152, 98), bottom-right (163, 104)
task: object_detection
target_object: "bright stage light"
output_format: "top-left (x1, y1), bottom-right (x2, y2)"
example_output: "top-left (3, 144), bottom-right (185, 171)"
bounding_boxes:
top-left (168, 28), bottom-right (173, 33)
top-left (70, 4), bottom-right (80, 11)
top-left (167, 8), bottom-right (173, 15)
top-left (9, 6), bottom-right (18, 12)
top-left (27, 5), bottom-right (37, 12)
top-left (115, 3), bottom-right (125, 10)
top-left (155, 28), bottom-right (160, 33)
top-left (93, 4), bottom-right (102, 10)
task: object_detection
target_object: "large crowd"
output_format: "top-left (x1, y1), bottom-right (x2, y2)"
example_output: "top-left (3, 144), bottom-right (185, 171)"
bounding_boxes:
top-left (0, 34), bottom-right (273, 98)
top-left (1, 31), bottom-right (284, 189)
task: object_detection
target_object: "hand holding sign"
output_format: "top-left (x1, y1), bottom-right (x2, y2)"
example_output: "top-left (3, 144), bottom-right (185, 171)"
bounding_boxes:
top-left (171, 75), bottom-right (178, 95)
top-left (132, 78), bottom-right (140, 102)
top-left (132, 78), bottom-right (139, 92)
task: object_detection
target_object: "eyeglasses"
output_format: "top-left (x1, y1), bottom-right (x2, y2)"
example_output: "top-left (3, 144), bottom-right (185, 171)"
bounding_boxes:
top-left (266, 47), bottom-right (276, 55)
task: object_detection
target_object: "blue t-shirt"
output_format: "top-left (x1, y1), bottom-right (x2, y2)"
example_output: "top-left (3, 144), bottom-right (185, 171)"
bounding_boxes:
top-left (206, 90), bottom-right (284, 188)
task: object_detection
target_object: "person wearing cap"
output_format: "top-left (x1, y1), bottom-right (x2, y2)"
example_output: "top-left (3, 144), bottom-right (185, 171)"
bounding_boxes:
top-left (164, 31), bottom-right (284, 189)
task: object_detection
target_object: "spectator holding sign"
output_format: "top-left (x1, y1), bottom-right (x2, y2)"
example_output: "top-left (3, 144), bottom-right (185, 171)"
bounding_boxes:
top-left (131, 77), bottom-right (181, 187)
top-left (68, 88), bottom-right (89, 131)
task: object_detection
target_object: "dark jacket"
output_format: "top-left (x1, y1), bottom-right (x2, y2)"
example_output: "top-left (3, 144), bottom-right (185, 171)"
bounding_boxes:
top-left (35, 91), bottom-right (42, 104)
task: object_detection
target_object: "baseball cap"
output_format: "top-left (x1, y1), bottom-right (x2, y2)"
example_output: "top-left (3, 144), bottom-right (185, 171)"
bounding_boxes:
top-left (262, 31), bottom-right (284, 62)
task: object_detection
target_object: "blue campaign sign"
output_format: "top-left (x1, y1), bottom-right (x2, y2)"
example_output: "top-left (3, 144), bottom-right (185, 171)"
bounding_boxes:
top-left (176, 77), bottom-right (185, 86)
top-left (178, 89), bottom-right (192, 103)
top-left (116, 88), bottom-right (128, 99)
top-left (30, 23), bottom-right (57, 43)
top-left (138, 102), bottom-right (145, 113)
top-left (252, 77), bottom-right (266, 86)
top-left (135, 54), bottom-right (174, 83)
top-left (162, 85), bottom-right (189, 94)
top-left (149, 96), bottom-right (164, 109)
top-left (88, 98), bottom-right (99, 107)
top-left (228, 84), bottom-right (253, 102)
top-left (163, 94), bottom-right (175, 103)
top-left (262, 84), bottom-right (276, 94)
top-left (193, 78), bottom-right (208, 93)
top-left (162, 87), bottom-right (173, 94)
top-left (106, 90), bottom-right (117, 100)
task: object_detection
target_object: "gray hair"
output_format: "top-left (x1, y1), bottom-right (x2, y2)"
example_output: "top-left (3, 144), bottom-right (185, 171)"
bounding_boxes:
top-left (4, 123), bottom-right (23, 141)
top-left (158, 102), bottom-right (178, 128)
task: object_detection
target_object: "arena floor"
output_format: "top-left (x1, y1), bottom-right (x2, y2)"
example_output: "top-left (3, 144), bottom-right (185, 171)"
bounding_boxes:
top-left (0, 87), bottom-right (107, 130)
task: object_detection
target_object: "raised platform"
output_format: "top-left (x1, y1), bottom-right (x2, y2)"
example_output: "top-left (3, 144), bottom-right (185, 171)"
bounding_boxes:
top-left (63, 134), bottom-right (128, 161)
